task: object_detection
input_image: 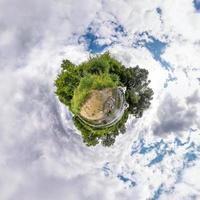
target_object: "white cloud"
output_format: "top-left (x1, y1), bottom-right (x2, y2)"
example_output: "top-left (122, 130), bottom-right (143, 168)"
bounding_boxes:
top-left (0, 0), bottom-right (200, 199)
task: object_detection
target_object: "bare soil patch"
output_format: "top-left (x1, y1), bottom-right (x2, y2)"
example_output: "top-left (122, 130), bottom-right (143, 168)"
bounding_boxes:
top-left (80, 88), bottom-right (112, 121)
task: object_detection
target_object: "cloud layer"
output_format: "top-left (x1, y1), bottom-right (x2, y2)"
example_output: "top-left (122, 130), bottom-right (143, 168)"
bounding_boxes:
top-left (0, 0), bottom-right (200, 199)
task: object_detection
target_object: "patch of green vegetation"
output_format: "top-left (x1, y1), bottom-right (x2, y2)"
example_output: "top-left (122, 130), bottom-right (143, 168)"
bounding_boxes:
top-left (71, 73), bottom-right (119, 114)
top-left (55, 52), bottom-right (153, 147)
top-left (73, 110), bottom-right (129, 147)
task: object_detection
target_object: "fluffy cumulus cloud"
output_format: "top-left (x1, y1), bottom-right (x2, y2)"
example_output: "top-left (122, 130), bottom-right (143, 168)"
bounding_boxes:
top-left (0, 0), bottom-right (200, 199)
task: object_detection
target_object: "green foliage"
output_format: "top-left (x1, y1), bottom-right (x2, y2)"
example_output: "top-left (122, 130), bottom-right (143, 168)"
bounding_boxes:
top-left (73, 110), bottom-right (129, 147)
top-left (55, 52), bottom-right (153, 147)
top-left (55, 71), bottom-right (80, 107)
top-left (122, 67), bottom-right (153, 117)
top-left (79, 53), bottom-right (111, 75)
top-left (61, 59), bottom-right (76, 71)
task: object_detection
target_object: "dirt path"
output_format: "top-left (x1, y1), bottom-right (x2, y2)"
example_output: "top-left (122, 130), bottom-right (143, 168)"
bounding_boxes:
top-left (78, 87), bottom-right (128, 128)
top-left (80, 88), bottom-right (112, 121)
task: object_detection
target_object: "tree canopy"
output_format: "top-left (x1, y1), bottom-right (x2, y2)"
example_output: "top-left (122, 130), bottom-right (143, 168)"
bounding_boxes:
top-left (55, 52), bottom-right (153, 147)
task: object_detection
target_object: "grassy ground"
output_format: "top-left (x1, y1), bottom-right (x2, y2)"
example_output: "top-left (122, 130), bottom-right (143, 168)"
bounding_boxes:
top-left (71, 73), bottom-right (119, 114)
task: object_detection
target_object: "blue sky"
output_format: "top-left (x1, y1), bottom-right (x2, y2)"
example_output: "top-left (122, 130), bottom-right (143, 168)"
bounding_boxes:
top-left (194, 0), bottom-right (200, 11)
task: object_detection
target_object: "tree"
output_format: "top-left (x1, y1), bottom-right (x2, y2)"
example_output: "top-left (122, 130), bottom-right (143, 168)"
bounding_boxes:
top-left (101, 134), bottom-right (116, 147)
top-left (55, 52), bottom-right (153, 147)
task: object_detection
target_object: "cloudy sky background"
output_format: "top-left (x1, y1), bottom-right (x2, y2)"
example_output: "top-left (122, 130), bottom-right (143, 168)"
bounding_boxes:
top-left (0, 0), bottom-right (200, 199)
